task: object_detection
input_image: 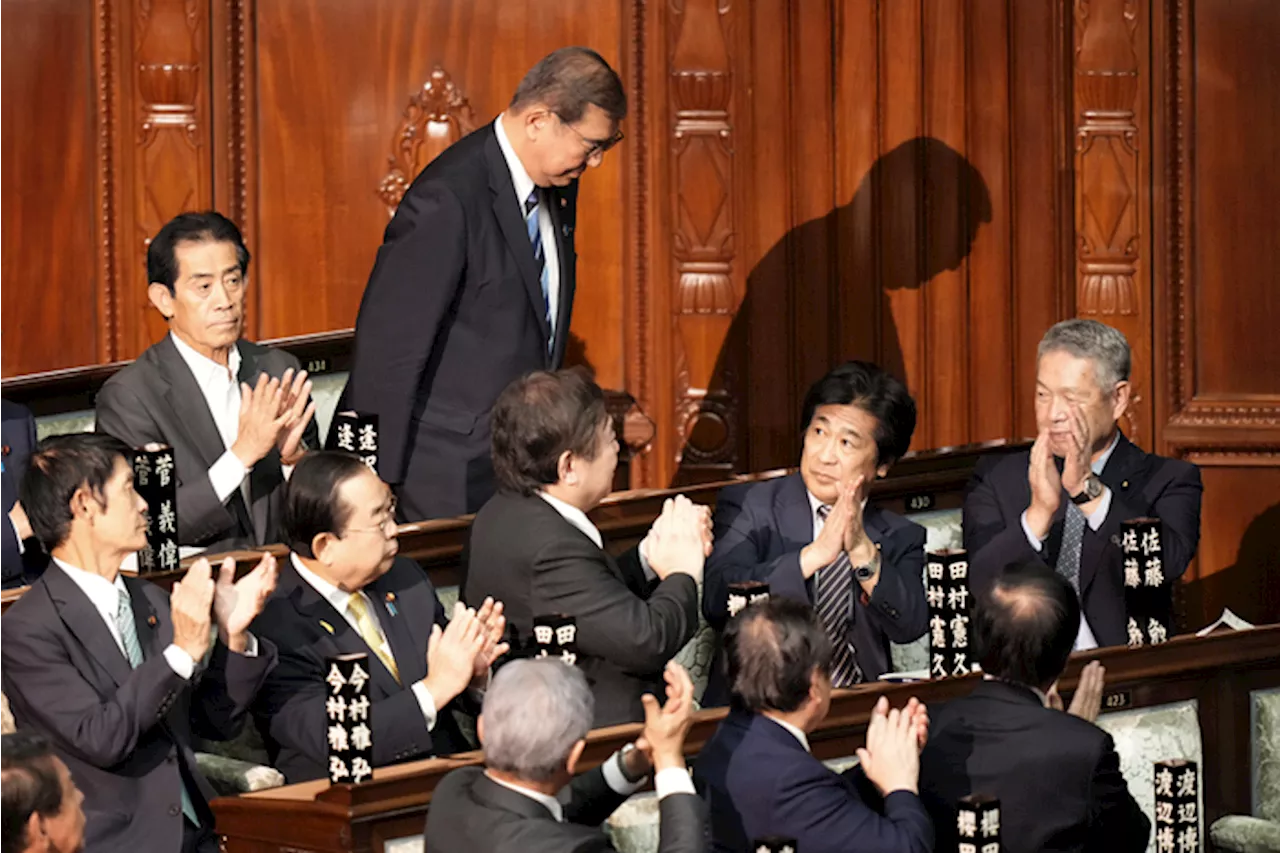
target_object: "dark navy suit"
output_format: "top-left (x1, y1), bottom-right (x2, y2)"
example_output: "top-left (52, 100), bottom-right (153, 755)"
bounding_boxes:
top-left (702, 473), bottom-right (928, 703)
top-left (694, 709), bottom-right (933, 853)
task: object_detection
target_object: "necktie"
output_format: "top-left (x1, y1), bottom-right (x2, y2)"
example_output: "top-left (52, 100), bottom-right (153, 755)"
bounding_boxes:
top-left (347, 594), bottom-right (401, 684)
top-left (524, 190), bottom-right (554, 352)
top-left (116, 588), bottom-right (200, 826)
top-left (814, 506), bottom-right (864, 687)
top-left (1057, 501), bottom-right (1085, 593)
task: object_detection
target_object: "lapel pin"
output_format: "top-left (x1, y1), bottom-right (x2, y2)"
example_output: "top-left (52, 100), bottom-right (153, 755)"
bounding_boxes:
top-left (147, 615), bottom-right (158, 627)
top-left (385, 592), bottom-right (399, 617)
top-left (320, 620), bottom-right (334, 635)
top-left (1121, 480), bottom-right (1129, 489)
top-left (559, 197), bottom-right (567, 208)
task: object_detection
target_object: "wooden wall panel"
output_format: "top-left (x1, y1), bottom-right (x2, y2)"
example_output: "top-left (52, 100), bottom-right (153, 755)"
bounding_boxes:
top-left (1152, 0), bottom-right (1280, 628)
top-left (1, 0), bottom-right (102, 376)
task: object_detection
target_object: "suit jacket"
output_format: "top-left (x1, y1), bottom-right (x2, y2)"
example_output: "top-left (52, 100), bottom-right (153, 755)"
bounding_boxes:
top-left (919, 679), bottom-right (1150, 853)
top-left (426, 765), bottom-right (705, 853)
top-left (694, 709), bottom-right (933, 853)
top-left (249, 555), bottom-right (471, 783)
top-left (465, 491), bottom-right (700, 727)
top-left (962, 433), bottom-right (1202, 646)
top-left (343, 123), bottom-right (579, 521)
top-left (701, 473), bottom-right (928, 702)
top-left (95, 335), bottom-right (320, 553)
top-left (2, 399), bottom-right (46, 587)
top-left (0, 564), bottom-right (277, 852)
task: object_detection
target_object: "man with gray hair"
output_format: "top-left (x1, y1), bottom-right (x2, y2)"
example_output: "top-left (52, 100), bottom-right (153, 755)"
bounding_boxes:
top-left (426, 659), bottom-right (705, 853)
top-left (963, 318), bottom-right (1202, 648)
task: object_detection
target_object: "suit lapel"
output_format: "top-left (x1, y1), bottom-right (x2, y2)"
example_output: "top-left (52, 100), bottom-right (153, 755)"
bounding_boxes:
top-left (485, 130), bottom-right (553, 353)
top-left (285, 563), bottom-right (403, 696)
top-left (775, 475), bottom-right (819, 600)
top-left (123, 576), bottom-right (164, 662)
top-left (43, 567), bottom-right (133, 688)
top-left (543, 186), bottom-right (576, 368)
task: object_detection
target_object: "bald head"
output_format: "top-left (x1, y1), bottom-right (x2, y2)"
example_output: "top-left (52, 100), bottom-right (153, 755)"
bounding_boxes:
top-left (974, 562), bottom-right (1081, 691)
top-left (725, 598), bottom-right (833, 713)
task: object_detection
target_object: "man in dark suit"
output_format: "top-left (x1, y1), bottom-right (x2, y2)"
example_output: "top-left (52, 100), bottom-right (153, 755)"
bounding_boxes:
top-left (703, 361), bottom-right (928, 699)
top-left (695, 598), bottom-right (933, 853)
top-left (466, 369), bottom-right (708, 727)
top-left (250, 451), bottom-right (507, 782)
top-left (427, 657), bottom-right (705, 853)
top-left (2, 399), bottom-right (46, 587)
top-left (2, 731), bottom-right (88, 853)
top-left (0, 433), bottom-right (279, 853)
top-left (919, 561), bottom-right (1150, 853)
top-left (963, 319), bottom-right (1203, 648)
top-left (96, 211), bottom-right (318, 554)
top-left (343, 47), bottom-right (627, 521)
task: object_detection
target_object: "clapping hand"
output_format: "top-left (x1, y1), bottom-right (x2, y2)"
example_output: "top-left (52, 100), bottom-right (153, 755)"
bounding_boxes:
top-left (213, 552), bottom-right (278, 653)
top-left (645, 497), bottom-right (708, 582)
top-left (800, 478), bottom-right (858, 578)
top-left (1046, 660), bottom-right (1106, 722)
top-left (423, 603), bottom-right (488, 709)
top-left (1059, 404), bottom-right (1095, 497)
top-left (1025, 429), bottom-right (1063, 540)
top-left (471, 597), bottom-right (510, 682)
top-left (275, 368), bottom-right (316, 466)
top-left (170, 558), bottom-right (217, 663)
top-left (856, 696), bottom-right (923, 796)
top-left (637, 661), bottom-right (696, 773)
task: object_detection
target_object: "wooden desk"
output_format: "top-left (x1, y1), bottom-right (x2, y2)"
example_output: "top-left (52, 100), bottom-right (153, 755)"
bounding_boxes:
top-left (0, 439), bottom-right (1028, 613)
top-left (211, 625), bottom-right (1280, 853)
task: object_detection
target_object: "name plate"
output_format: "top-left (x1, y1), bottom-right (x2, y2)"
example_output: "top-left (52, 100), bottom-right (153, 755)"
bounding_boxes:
top-left (1103, 690), bottom-right (1133, 711)
top-left (905, 493), bottom-right (936, 512)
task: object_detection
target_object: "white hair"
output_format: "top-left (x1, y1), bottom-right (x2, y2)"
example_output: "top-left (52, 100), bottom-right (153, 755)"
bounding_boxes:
top-left (481, 659), bottom-right (594, 782)
top-left (1037, 319), bottom-right (1131, 392)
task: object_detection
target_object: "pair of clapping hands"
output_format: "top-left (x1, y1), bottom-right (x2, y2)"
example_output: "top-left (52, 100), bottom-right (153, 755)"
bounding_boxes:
top-left (619, 661), bottom-right (699, 780)
top-left (231, 369), bottom-right (317, 470)
top-left (641, 496), bottom-right (714, 583)
top-left (855, 696), bottom-right (931, 796)
top-left (169, 553), bottom-right (281, 660)
top-left (800, 474), bottom-right (876, 578)
top-left (421, 598), bottom-right (510, 709)
top-left (1045, 660), bottom-right (1107, 723)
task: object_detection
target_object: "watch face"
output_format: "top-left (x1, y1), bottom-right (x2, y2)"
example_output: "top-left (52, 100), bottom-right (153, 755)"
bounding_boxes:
top-left (853, 564), bottom-right (875, 581)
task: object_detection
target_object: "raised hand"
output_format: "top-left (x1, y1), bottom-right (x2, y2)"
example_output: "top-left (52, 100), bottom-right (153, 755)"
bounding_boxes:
top-left (213, 552), bottom-right (278, 653)
top-left (645, 496), bottom-right (708, 582)
top-left (801, 478), bottom-right (856, 578)
top-left (856, 696), bottom-right (922, 796)
top-left (1060, 404), bottom-right (1095, 496)
top-left (1067, 660), bottom-right (1106, 722)
top-left (841, 475), bottom-right (877, 565)
top-left (1025, 429), bottom-right (1063, 540)
top-left (231, 373), bottom-right (286, 468)
top-left (275, 368), bottom-right (316, 466)
top-left (639, 661), bottom-right (696, 772)
top-left (423, 603), bottom-right (487, 709)
top-left (170, 558), bottom-right (217, 662)
top-left (471, 597), bottom-right (510, 680)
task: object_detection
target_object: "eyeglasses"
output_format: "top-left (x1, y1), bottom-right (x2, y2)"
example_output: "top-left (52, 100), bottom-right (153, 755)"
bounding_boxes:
top-left (343, 498), bottom-right (399, 537)
top-left (555, 113), bottom-right (624, 159)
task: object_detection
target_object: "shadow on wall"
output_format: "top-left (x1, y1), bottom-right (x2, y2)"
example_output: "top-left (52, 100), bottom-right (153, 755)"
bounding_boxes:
top-left (1182, 502), bottom-right (1280, 629)
top-left (677, 136), bottom-right (993, 482)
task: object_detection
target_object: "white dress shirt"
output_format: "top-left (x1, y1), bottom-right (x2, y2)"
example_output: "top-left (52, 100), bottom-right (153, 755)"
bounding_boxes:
top-left (51, 557), bottom-right (268, 677)
top-left (540, 491), bottom-right (658, 581)
top-left (763, 713), bottom-right (812, 753)
top-left (169, 332), bottom-right (250, 507)
top-left (290, 554), bottom-right (438, 729)
top-left (494, 115), bottom-right (562, 340)
top-left (1019, 432), bottom-right (1120, 651)
top-left (485, 749), bottom-right (695, 822)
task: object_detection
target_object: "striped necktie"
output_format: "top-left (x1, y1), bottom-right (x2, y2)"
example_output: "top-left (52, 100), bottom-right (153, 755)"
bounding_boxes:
top-left (814, 506), bottom-right (864, 687)
top-left (524, 190), bottom-right (554, 352)
top-left (115, 588), bottom-right (200, 826)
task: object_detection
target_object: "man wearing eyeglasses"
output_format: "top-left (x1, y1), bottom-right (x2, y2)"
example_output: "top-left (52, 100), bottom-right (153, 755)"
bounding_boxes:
top-left (344, 47), bottom-right (626, 523)
top-left (248, 452), bottom-right (509, 783)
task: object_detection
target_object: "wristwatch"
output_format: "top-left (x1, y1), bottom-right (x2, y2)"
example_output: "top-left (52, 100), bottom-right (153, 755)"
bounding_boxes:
top-left (1070, 473), bottom-right (1104, 505)
top-left (852, 552), bottom-right (880, 582)
top-left (618, 743), bottom-right (647, 784)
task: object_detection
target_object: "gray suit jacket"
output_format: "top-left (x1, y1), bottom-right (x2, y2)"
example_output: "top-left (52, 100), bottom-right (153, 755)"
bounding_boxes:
top-left (95, 335), bottom-right (320, 552)
top-left (426, 765), bottom-right (705, 853)
top-left (0, 565), bottom-right (277, 852)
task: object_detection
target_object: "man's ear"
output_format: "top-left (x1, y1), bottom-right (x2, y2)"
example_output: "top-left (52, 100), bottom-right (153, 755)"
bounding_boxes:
top-left (311, 532), bottom-right (339, 564)
top-left (26, 811), bottom-right (46, 846)
top-left (147, 283), bottom-right (176, 320)
top-left (1111, 380), bottom-right (1132, 424)
top-left (558, 450), bottom-right (577, 486)
top-left (565, 738), bottom-right (587, 776)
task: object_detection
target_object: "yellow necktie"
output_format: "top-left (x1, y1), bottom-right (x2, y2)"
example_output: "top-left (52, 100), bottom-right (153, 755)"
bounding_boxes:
top-left (346, 594), bottom-right (401, 683)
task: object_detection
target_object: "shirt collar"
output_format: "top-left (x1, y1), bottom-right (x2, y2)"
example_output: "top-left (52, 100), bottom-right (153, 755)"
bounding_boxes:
top-left (169, 331), bottom-right (241, 388)
top-left (806, 487), bottom-right (869, 524)
top-left (538, 491), bottom-right (603, 549)
top-left (494, 115), bottom-right (538, 212)
top-left (485, 771), bottom-right (564, 822)
top-left (53, 557), bottom-right (128, 622)
top-left (291, 552), bottom-right (354, 614)
top-left (1092, 431), bottom-right (1121, 475)
top-left (982, 674), bottom-right (1048, 705)
top-left (762, 713), bottom-right (811, 753)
